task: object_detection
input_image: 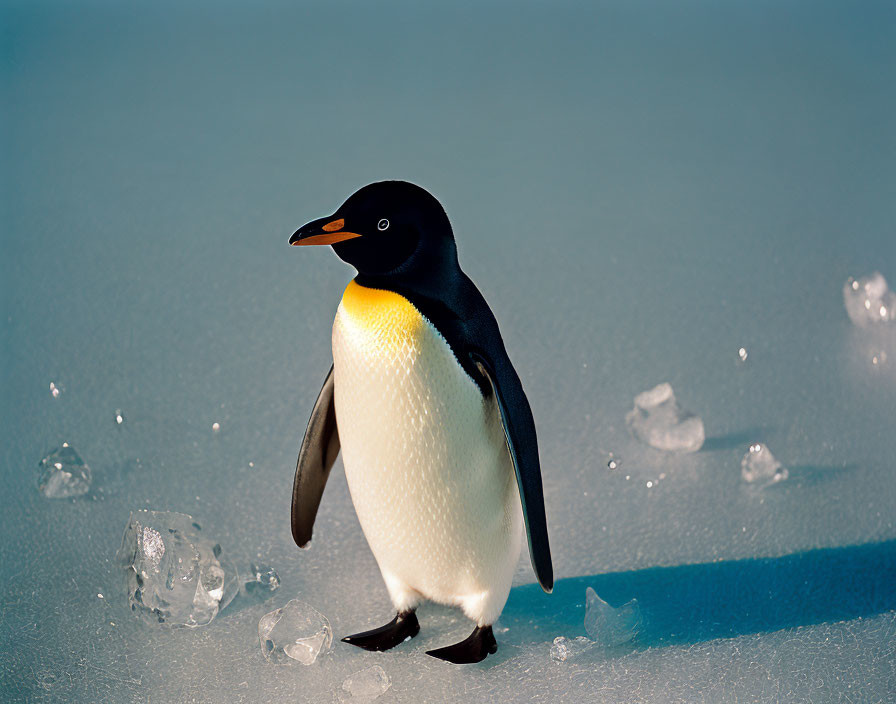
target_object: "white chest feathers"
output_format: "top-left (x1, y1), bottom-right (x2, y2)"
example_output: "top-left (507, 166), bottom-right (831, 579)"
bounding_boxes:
top-left (331, 281), bottom-right (522, 625)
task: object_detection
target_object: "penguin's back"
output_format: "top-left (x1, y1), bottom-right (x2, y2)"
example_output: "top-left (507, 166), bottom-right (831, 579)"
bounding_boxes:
top-left (332, 280), bottom-right (522, 618)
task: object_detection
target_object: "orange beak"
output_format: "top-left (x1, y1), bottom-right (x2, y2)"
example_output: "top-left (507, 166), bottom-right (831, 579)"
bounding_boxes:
top-left (289, 217), bottom-right (362, 246)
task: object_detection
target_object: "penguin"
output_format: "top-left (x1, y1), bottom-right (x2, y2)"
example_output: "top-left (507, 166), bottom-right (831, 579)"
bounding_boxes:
top-left (288, 181), bottom-right (552, 664)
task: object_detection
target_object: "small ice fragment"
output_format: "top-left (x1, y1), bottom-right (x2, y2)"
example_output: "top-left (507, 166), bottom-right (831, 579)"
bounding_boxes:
top-left (549, 636), bottom-right (569, 662)
top-left (625, 383), bottom-right (705, 452)
top-left (339, 665), bottom-right (391, 702)
top-left (37, 443), bottom-right (91, 498)
top-left (49, 381), bottom-right (63, 398)
top-left (116, 510), bottom-right (239, 627)
top-left (843, 272), bottom-right (896, 327)
top-left (212, 422), bottom-right (220, 433)
top-left (243, 563), bottom-right (281, 595)
top-left (584, 587), bottom-right (642, 647)
top-left (741, 443), bottom-right (788, 487)
top-left (258, 599), bottom-right (332, 665)
top-left (550, 635), bottom-right (594, 662)
top-left (114, 409), bottom-right (126, 426)
top-left (607, 452), bottom-right (620, 471)
top-left (737, 347), bottom-right (748, 363)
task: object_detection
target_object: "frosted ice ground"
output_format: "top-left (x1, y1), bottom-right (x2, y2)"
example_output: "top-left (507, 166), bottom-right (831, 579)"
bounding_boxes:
top-left (2, 1), bottom-right (895, 701)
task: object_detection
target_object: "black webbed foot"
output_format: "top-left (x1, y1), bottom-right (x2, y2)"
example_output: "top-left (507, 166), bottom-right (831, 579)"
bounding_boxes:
top-left (426, 624), bottom-right (498, 664)
top-left (341, 611), bottom-right (420, 652)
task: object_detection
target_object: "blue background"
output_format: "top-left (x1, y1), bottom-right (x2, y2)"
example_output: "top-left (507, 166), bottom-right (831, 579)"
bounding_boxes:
top-left (2, 1), bottom-right (894, 701)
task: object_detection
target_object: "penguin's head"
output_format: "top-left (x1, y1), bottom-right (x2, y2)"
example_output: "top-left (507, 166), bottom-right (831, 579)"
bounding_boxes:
top-left (289, 181), bottom-right (455, 276)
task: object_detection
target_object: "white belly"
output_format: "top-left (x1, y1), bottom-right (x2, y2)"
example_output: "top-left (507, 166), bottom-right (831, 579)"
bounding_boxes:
top-left (331, 281), bottom-right (521, 625)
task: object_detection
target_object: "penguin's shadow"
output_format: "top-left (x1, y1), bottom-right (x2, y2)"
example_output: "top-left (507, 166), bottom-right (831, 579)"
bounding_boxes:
top-left (502, 539), bottom-right (896, 650)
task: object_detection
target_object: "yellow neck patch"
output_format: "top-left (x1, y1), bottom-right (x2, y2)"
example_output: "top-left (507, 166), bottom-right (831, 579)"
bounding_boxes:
top-left (340, 280), bottom-right (423, 334)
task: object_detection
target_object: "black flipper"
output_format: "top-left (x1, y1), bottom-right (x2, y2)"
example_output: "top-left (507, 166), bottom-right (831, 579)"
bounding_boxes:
top-left (341, 611), bottom-right (420, 652)
top-left (471, 351), bottom-right (554, 593)
top-left (291, 364), bottom-right (340, 548)
top-left (426, 625), bottom-right (498, 664)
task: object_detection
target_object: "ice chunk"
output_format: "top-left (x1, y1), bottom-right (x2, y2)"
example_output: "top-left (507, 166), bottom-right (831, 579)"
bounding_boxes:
top-left (741, 443), bottom-right (788, 487)
top-left (37, 443), bottom-right (91, 498)
top-left (844, 272), bottom-right (896, 327)
top-left (258, 599), bottom-right (332, 665)
top-left (339, 665), bottom-right (391, 702)
top-left (549, 635), bottom-right (595, 662)
top-left (243, 563), bottom-right (281, 595)
top-left (49, 381), bottom-right (63, 398)
top-left (584, 587), bottom-right (642, 647)
top-left (625, 382), bottom-right (705, 452)
top-left (113, 409), bottom-right (126, 426)
top-left (116, 510), bottom-right (239, 627)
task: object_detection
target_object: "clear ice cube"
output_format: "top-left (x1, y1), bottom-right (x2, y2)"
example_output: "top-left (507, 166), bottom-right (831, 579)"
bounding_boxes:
top-left (116, 510), bottom-right (239, 627)
top-left (37, 443), bottom-right (91, 498)
top-left (741, 443), bottom-right (788, 487)
top-left (549, 635), bottom-right (595, 662)
top-left (339, 665), bottom-right (391, 702)
top-left (584, 587), bottom-right (643, 647)
top-left (625, 382), bottom-right (705, 452)
top-left (843, 272), bottom-right (896, 327)
top-left (258, 599), bottom-right (332, 665)
top-left (243, 563), bottom-right (281, 595)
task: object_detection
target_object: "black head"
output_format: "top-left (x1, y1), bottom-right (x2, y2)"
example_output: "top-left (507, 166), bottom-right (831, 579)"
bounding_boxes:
top-left (289, 181), bottom-right (456, 276)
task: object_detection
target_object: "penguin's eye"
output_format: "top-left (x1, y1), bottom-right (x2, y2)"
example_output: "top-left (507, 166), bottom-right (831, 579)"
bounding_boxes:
top-left (377, 218), bottom-right (390, 231)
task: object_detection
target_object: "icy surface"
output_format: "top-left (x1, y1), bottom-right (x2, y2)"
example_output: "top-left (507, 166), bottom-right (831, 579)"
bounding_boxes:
top-left (626, 383), bottom-right (706, 452)
top-left (843, 272), bottom-right (896, 327)
top-left (584, 587), bottom-right (643, 647)
top-left (116, 510), bottom-right (239, 627)
top-left (37, 443), bottom-right (91, 498)
top-left (258, 599), bottom-right (333, 665)
top-left (2, 1), bottom-right (895, 701)
top-left (741, 444), bottom-right (789, 487)
top-left (339, 665), bottom-right (391, 702)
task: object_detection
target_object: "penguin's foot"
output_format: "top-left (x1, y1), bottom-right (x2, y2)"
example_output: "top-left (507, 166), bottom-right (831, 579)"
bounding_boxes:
top-left (426, 625), bottom-right (498, 664)
top-left (341, 611), bottom-right (420, 652)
